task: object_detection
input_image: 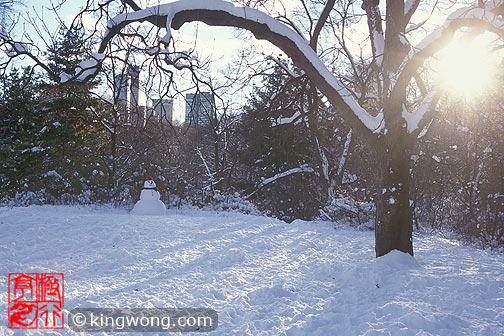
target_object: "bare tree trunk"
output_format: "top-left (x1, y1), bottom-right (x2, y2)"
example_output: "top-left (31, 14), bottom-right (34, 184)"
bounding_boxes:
top-left (375, 142), bottom-right (414, 257)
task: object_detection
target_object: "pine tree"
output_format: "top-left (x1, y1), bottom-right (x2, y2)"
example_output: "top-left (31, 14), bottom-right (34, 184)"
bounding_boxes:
top-left (237, 65), bottom-right (320, 221)
top-left (0, 67), bottom-right (44, 197)
top-left (47, 25), bottom-right (89, 75)
top-left (35, 25), bottom-right (108, 201)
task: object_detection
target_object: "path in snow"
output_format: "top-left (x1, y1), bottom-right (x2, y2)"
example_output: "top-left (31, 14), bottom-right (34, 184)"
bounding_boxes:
top-left (0, 205), bottom-right (503, 335)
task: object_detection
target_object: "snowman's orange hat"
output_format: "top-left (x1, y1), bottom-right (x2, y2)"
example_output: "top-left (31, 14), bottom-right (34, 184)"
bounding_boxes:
top-left (146, 175), bottom-right (153, 181)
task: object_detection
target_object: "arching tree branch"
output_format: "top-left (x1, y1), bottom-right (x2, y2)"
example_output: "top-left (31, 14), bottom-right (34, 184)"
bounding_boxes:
top-left (96, 0), bottom-right (384, 143)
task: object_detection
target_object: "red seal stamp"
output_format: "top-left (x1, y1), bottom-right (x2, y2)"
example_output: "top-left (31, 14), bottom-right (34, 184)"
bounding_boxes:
top-left (8, 273), bottom-right (64, 329)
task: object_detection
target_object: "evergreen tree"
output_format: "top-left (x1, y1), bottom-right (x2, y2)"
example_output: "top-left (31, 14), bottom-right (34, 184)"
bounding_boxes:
top-left (39, 25), bottom-right (108, 201)
top-left (47, 25), bottom-right (89, 75)
top-left (0, 67), bottom-right (44, 196)
top-left (237, 65), bottom-right (320, 221)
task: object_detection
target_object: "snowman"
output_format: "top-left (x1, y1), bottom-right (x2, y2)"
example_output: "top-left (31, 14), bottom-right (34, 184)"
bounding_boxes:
top-left (131, 176), bottom-right (166, 215)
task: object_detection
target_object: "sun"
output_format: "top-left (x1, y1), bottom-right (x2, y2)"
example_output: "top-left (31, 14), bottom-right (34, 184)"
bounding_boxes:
top-left (436, 36), bottom-right (499, 100)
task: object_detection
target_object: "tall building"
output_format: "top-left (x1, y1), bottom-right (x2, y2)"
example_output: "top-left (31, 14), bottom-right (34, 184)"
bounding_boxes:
top-left (151, 98), bottom-right (174, 124)
top-left (185, 92), bottom-right (214, 126)
top-left (114, 65), bottom-right (145, 125)
top-left (114, 73), bottom-right (128, 109)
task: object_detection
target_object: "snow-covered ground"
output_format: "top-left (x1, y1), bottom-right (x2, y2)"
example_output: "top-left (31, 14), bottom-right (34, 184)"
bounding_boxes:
top-left (1, 205), bottom-right (503, 335)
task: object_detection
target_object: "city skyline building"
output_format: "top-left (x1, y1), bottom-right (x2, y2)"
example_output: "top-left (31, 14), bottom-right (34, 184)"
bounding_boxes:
top-left (114, 65), bottom-right (145, 126)
top-left (185, 92), bottom-right (214, 126)
top-left (151, 98), bottom-right (174, 124)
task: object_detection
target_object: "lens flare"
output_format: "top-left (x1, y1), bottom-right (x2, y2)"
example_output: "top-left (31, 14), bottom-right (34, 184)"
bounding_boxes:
top-left (436, 37), bottom-right (498, 99)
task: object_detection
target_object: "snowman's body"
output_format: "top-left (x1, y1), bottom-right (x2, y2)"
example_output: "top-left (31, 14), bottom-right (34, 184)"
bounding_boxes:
top-left (132, 178), bottom-right (166, 215)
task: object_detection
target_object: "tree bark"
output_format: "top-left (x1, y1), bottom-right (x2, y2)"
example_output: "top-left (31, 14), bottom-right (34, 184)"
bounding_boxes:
top-left (374, 142), bottom-right (414, 257)
top-left (109, 126), bottom-right (117, 197)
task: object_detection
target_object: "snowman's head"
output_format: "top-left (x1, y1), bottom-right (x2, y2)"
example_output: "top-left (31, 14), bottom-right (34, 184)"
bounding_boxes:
top-left (143, 176), bottom-right (157, 189)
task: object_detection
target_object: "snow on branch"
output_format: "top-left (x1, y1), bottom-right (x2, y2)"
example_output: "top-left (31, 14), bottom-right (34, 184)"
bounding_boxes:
top-left (372, 29), bottom-right (385, 67)
top-left (0, 34), bottom-right (60, 81)
top-left (404, 0), bottom-right (420, 21)
top-left (4, 40), bottom-right (29, 56)
top-left (246, 165), bottom-right (315, 199)
top-left (60, 52), bottom-right (106, 83)
top-left (336, 129), bottom-right (352, 178)
top-left (100, 120), bottom-right (115, 134)
top-left (393, 1), bottom-right (504, 133)
top-left (415, 5), bottom-right (504, 53)
top-left (101, 0), bottom-right (384, 137)
top-left (362, 0), bottom-right (384, 67)
top-left (402, 89), bottom-right (440, 133)
top-left (272, 111), bottom-right (303, 127)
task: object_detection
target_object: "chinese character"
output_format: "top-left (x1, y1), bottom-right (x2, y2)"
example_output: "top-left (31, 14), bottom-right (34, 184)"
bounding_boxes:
top-left (10, 273), bottom-right (35, 301)
top-left (8, 273), bottom-right (64, 329)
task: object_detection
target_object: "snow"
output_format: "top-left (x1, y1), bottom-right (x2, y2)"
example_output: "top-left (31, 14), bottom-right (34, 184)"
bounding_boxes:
top-left (341, 172), bottom-right (357, 184)
top-left (266, 55), bottom-right (302, 78)
top-left (398, 1), bottom-right (504, 107)
top-left (336, 129), bottom-right (352, 178)
top-left (164, 51), bottom-right (197, 63)
top-left (273, 111), bottom-right (302, 126)
top-left (60, 53), bottom-right (105, 83)
top-left (59, 72), bottom-right (72, 83)
top-left (146, 46), bottom-right (172, 55)
top-left (21, 146), bottom-right (45, 153)
top-left (403, 90), bottom-right (437, 133)
top-left (6, 41), bottom-right (29, 57)
top-left (131, 179), bottom-right (166, 215)
top-left (100, 120), bottom-right (115, 134)
top-left (1, 205), bottom-right (503, 335)
top-left (404, 0), bottom-right (418, 16)
top-left (372, 30), bottom-right (384, 67)
top-left (316, 137), bottom-right (329, 182)
top-left (411, 4), bottom-right (503, 59)
top-left (75, 53), bottom-right (105, 81)
top-left (131, 193), bottom-right (166, 215)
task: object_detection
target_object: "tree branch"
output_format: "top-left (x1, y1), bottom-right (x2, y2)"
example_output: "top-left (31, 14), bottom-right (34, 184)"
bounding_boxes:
top-left (310, 0), bottom-right (335, 52)
top-left (245, 165), bottom-right (315, 199)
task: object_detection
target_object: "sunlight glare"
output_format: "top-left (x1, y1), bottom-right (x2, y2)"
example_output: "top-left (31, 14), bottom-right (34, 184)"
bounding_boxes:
top-left (436, 38), bottom-right (498, 99)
